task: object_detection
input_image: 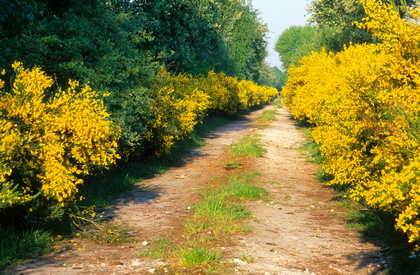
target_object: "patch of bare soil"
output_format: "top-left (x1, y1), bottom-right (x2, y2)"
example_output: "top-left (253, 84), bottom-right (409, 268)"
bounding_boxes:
top-left (7, 103), bottom-right (388, 275)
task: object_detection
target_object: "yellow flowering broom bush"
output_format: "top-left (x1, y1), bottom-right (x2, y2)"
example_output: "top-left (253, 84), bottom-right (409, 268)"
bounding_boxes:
top-left (282, 0), bottom-right (420, 245)
top-left (195, 70), bottom-right (243, 115)
top-left (238, 80), bottom-right (278, 108)
top-left (147, 69), bottom-right (277, 152)
top-left (147, 85), bottom-right (211, 153)
top-left (195, 70), bottom-right (278, 114)
top-left (146, 69), bottom-right (210, 152)
top-left (0, 62), bottom-right (119, 212)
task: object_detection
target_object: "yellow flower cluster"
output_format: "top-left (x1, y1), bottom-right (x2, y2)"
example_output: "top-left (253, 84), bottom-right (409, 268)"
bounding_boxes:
top-left (282, 0), bottom-right (420, 245)
top-left (0, 62), bottom-right (119, 207)
top-left (0, 113), bottom-right (31, 208)
top-left (148, 69), bottom-right (278, 152)
top-left (238, 80), bottom-right (277, 108)
top-left (148, 85), bottom-right (211, 152)
top-left (201, 70), bottom-right (278, 114)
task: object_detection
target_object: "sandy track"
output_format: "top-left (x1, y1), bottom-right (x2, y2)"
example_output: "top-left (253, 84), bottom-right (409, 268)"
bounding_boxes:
top-left (7, 103), bottom-right (387, 274)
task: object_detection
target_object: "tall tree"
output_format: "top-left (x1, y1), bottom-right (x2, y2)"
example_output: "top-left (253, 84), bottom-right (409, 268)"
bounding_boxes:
top-left (227, 2), bottom-right (268, 81)
top-left (258, 62), bottom-right (284, 90)
top-left (275, 25), bottom-right (321, 70)
top-left (135, 0), bottom-right (268, 81)
top-left (137, 0), bottom-right (234, 75)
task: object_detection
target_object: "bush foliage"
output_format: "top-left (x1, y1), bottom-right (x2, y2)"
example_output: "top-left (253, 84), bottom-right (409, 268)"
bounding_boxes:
top-left (147, 69), bottom-right (278, 152)
top-left (0, 62), bottom-right (119, 217)
top-left (0, 61), bottom-right (277, 222)
top-left (282, 0), bottom-right (420, 246)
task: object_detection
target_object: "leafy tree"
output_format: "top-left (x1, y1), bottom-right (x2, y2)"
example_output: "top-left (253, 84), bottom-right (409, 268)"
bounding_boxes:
top-left (275, 25), bottom-right (322, 70)
top-left (0, 0), bottom-right (42, 33)
top-left (276, 69), bottom-right (288, 91)
top-left (275, 0), bottom-right (417, 68)
top-left (137, 0), bottom-right (234, 75)
top-left (136, 0), bottom-right (268, 81)
top-left (227, 2), bottom-right (268, 81)
top-left (307, 0), bottom-right (371, 51)
top-left (257, 62), bottom-right (283, 90)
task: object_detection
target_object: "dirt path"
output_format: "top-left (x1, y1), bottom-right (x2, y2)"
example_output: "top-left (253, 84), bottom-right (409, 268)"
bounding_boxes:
top-left (7, 103), bottom-right (388, 274)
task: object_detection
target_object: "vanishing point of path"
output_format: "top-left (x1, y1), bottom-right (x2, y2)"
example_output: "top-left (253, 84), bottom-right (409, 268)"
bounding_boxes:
top-left (8, 103), bottom-right (388, 274)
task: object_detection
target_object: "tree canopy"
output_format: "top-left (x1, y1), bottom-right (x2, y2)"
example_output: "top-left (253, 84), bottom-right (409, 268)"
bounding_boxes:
top-left (275, 25), bottom-right (322, 70)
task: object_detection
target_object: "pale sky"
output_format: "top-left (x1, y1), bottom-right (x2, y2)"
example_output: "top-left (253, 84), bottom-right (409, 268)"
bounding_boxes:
top-left (252, 0), bottom-right (310, 69)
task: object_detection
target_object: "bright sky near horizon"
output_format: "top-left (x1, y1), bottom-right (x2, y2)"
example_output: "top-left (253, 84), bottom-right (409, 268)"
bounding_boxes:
top-left (252, 0), bottom-right (310, 69)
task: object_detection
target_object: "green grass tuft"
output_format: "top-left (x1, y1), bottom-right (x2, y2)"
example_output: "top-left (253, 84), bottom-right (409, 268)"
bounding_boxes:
top-left (229, 135), bottom-right (266, 157)
top-left (273, 98), bottom-right (283, 109)
top-left (257, 110), bottom-right (277, 122)
top-left (226, 183), bottom-right (268, 200)
top-left (178, 247), bottom-right (222, 266)
top-left (193, 197), bottom-right (251, 220)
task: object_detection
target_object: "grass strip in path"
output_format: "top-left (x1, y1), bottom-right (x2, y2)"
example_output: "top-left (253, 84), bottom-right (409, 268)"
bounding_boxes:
top-left (175, 171), bottom-right (268, 272)
top-left (254, 109), bottom-right (277, 129)
top-left (229, 134), bottom-right (266, 158)
top-left (138, 134), bottom-right (269, 273)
